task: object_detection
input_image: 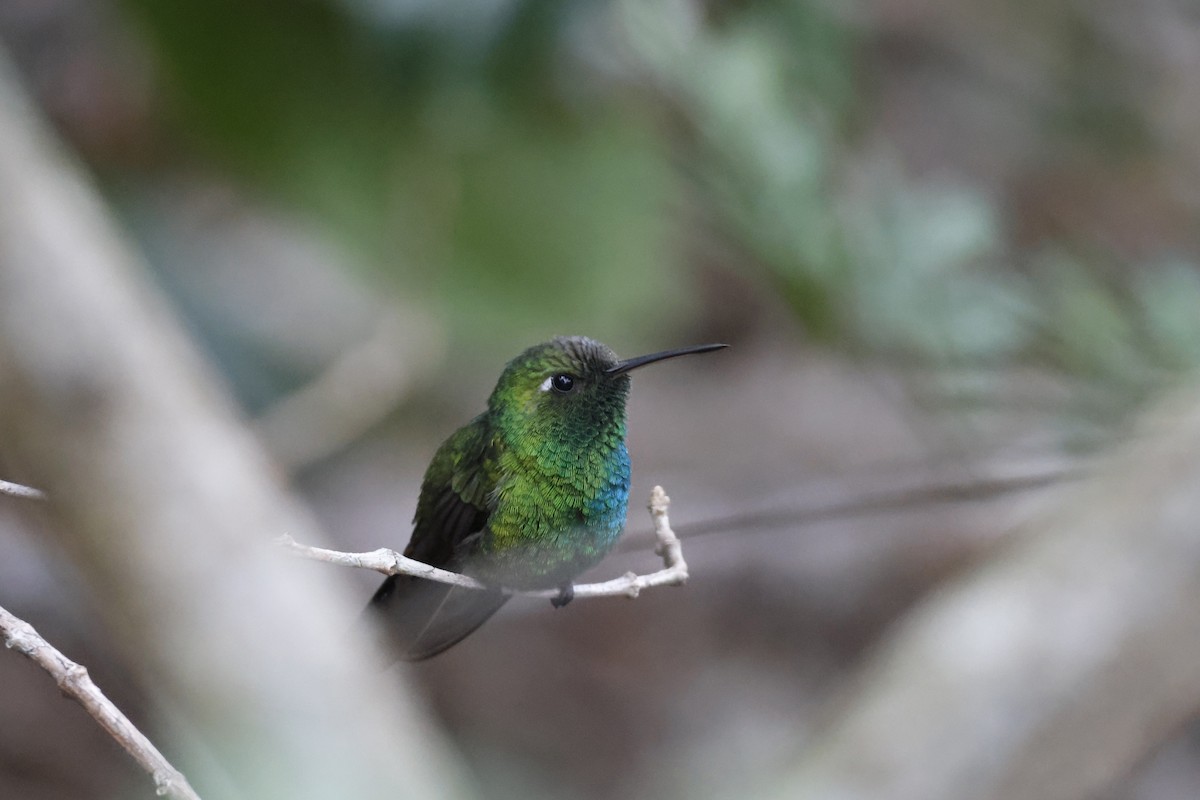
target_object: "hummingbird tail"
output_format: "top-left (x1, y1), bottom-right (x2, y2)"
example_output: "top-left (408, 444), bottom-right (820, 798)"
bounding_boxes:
top-left (368, 574), bottom-right (509, 661)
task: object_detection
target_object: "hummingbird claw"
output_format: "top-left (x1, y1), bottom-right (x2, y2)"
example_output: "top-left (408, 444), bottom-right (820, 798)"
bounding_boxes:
top-left (551, 582), bottom-right (575, 608)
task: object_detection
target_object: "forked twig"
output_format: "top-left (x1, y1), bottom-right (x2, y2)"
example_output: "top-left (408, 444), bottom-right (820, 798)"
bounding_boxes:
top-left (278, 486), bottom-right (686, 600)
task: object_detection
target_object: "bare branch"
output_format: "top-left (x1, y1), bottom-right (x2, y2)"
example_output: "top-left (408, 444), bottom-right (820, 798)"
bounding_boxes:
top-left (2, 461), bottom-right (1075, 546)
top-left (280, 485), bottom-right (687, 600)
top-left (0, 604), bottom-right (201, 800)
top-left (0, 478), bottom-right (45, 500)
top-left (666, 463), bottom-right (1076, 541)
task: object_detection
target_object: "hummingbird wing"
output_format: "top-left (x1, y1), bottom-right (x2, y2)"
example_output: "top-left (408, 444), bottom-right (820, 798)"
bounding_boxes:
top-left (368, 415), bottom-right (509, 661)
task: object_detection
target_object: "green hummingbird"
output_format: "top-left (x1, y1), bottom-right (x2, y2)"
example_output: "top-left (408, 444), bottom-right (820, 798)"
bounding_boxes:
top-left (369, 336), bottom-right (727, 661)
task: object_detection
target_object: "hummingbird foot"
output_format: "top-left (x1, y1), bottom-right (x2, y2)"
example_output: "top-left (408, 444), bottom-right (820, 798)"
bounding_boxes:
top-left (550, 582), bottom-right (575, 609)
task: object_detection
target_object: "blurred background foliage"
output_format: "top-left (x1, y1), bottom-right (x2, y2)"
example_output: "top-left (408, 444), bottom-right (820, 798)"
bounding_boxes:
top-left (5, 0), bottom-right (1200, 798)
top-left (8, 0), bottom-right (1200, 430)
top-left (8, 0), bottom-right (1188, 439)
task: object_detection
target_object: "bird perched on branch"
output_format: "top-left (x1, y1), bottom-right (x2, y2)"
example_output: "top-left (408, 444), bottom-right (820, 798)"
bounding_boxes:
top-left (369, 335), bottom-right (726, 661)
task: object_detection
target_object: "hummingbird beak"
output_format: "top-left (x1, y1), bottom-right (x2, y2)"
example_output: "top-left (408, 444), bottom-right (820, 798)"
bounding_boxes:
top-left (606, 343), bottom-right (729, 376)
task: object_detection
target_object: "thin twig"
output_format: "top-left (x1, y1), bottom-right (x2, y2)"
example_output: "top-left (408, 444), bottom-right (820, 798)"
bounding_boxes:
top-left (0, 604), bottom-right (202, 800)
top-left (0, 466), bottom-right (1077, 545)
top-left (279, 486), bottom-right (687, 600)
top-left (669, 466), bottom-right (1077, 541)
top-left (0, 478), bottom-right (44, 500)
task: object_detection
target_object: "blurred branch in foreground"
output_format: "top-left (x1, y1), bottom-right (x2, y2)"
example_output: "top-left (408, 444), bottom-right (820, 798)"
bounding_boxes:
top-left (0, 604), bottom-right (200, 800)
top-left (771, 386), bottom-right (1200, 800)
top-left (0, 47), bottom-right (472, 800)
top-left (281, 485), bottom-right (687, 601)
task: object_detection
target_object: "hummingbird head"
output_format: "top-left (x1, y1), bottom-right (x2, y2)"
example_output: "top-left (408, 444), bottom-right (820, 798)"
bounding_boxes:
top-left (488, 336), bottom-right (727, 453)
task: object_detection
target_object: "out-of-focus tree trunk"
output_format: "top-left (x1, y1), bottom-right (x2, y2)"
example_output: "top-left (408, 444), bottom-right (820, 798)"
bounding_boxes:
top-left (0, 48), bottom-right (471, 800)
top-left (771, 388), bottom-right (1200, 800)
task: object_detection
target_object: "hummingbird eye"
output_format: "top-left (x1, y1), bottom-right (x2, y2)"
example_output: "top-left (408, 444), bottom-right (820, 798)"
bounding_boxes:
top-left (550, 374), bottom-right (576, 394)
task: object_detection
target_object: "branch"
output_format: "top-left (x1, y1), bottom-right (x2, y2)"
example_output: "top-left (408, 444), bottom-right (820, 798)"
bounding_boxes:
top-left (666, 463), bottom-right (1076, 541)
top-left (4, 463), bottom-right (1075, 545)
top-left (0, 604), bottom-right (201, 800)
top-left (279, 485), bottom-right (687, 600)
top-left (0, 477), bottom-right (44, 499)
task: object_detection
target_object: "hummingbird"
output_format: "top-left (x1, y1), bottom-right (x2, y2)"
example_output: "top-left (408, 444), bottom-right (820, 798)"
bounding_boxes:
top-left (369, 336), bottom-right (727, 661)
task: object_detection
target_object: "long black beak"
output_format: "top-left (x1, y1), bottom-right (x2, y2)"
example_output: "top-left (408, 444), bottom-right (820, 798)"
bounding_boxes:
top-left (606, 343), bottom-right (728, 376)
